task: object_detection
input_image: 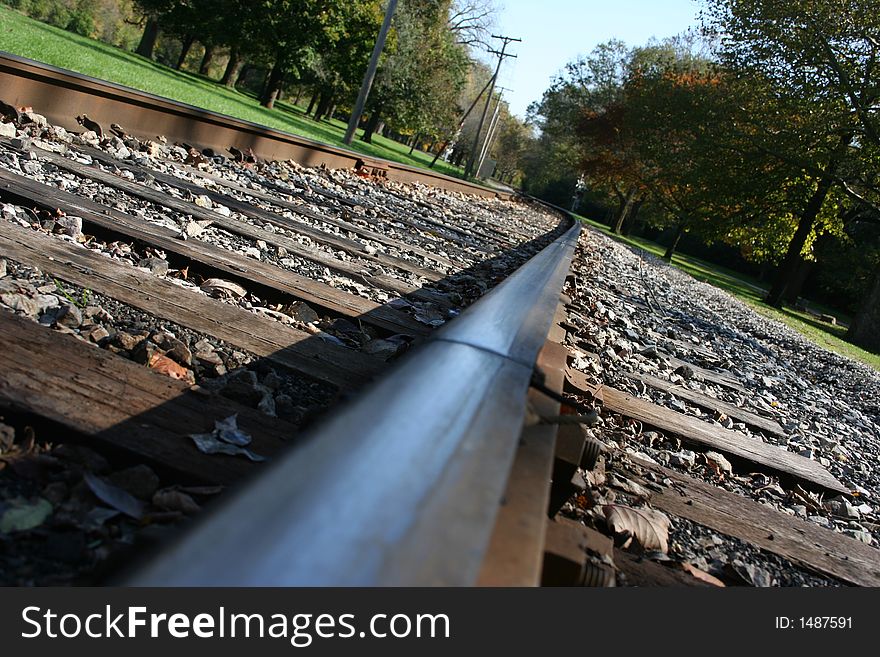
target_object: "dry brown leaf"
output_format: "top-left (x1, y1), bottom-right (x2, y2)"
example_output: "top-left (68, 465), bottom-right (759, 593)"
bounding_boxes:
top-left (148, 353), bottom-right (194, 384)
top-left (200, 278), bottom-right (246, 299)
top-left (604, 504), bottom-right (670, 553)
top-left (679, 563), bottom-right (726, 587)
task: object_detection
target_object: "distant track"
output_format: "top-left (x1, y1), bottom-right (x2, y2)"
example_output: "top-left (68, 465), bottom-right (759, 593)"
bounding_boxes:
top-left (0, 51), bottom-right (507, 198)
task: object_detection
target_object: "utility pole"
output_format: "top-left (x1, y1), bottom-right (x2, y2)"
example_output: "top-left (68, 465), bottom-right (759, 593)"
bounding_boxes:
top-left (343, 0), bottom-right (398, 146)
top-left (429, 74), bottom-right (496, 168)
top-left (476, 86), bottom-right (509, 178)
top-left (465, 34), bottom-right (520, 178)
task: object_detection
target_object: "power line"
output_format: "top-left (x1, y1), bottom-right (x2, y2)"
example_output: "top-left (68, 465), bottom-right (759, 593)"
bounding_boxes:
top-left (465, 35), bottom-right (520, 179)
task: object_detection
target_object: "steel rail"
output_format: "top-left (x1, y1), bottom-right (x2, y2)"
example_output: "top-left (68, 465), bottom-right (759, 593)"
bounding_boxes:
top-left (129, 217), bottom-right (581, 586)
top-left (0, 51), bottom-right (508, 198)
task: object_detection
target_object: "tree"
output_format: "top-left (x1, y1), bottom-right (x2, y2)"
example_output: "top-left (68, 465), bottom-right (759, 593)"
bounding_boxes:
top-left (703, 0), bottom-right (880, 308)
top-left (522, 41), bottom-right (631, 208)
top-left (360, 0), bottom-right (468, 143)
top-left (492, 112), bottom-right (531, 184)
top-left (306, 0), bottom-right (385, 120)
top-left (247, 0), bottom-right (348, 108)
top-left (132, 0), bottom-right (177, 58)
top-left (447, 0), bottom-right (496, 49)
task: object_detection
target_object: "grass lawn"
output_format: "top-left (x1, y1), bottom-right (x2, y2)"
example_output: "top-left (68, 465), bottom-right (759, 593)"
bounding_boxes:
top-left (576, 214), bottom-right (880, 372)
top-left (0, 5), bottom-right (465, 178)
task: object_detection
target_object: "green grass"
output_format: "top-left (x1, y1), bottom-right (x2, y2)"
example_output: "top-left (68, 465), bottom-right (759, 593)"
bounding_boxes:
top-left (0, 5), bottom-right (465, 177)
top-left (576, 214), bottom-right (880, 372)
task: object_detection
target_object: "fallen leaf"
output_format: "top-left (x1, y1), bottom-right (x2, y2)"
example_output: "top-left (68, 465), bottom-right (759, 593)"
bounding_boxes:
top-left (84, 473), bottom-right (144, 519)
top-left (679, 563), bottom-right (726, 587)
top-left (604, 504), bottom-right (670, 553)
top-left (0, 498), bottom-right (52, 532)
top-left (213, 414), bottom-right (251, 446)
top-left (149, 353), bottom-right (194, 383)
top-left (189, 433), bottom-right (265, 462)
top-left (200, 278), bottom-right (246, 299)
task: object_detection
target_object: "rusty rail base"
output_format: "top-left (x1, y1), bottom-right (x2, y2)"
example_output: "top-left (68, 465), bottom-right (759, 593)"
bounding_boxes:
top-left (0, 51), bottom-right (509, 199)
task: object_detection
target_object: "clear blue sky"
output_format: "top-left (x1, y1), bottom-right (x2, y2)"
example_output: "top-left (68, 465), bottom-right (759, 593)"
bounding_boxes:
top-left (484, 0), bottom-right (703, 118)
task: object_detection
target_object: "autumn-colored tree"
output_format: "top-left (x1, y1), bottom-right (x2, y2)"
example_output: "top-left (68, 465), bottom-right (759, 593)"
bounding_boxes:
top-left (703, 0), bottom-right (880, 311)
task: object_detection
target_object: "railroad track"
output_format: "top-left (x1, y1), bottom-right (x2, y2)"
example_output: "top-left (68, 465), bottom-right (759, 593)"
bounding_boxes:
top-left (1, 54), bottom-right (878, 588)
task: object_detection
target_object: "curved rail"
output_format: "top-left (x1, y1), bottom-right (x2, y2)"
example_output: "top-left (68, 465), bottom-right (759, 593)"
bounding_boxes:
top-left (129, 218), bottom-right (581, 586)
top-left (0, 51), bottom-right (508, 199)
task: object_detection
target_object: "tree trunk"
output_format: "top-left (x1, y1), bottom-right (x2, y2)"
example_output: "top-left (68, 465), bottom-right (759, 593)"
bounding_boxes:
top-left (765, 175), bottom-right (835, 307)
top-left (304, 91), bottom-right (317, 115)
top-left (663, 221), bottom-right (686, 261)
top-left (175, 35), bottom-right (195, 70)
top-left (326, 104), bottom-right (337, 121)
top-left (135, 17), bottom-right (160, 59)
top-left (221, 49), bottom-right (244, 88)
top-left (199, 44), bottom-right (216, 76)
top-left (613, 187), bottom-right (636, 234)
top-left (361, 111), bottom-right (382, 143)
top-left (783, 258), bottom-right (814, 305)
top-left (409, 133), bottom-right (421, 155)
top-left (235, 63), bottom-right (253, 88)
top-left (847, 265), bottom-right (880, 352)
top-left (430, 141), bottom-right (448, 167)
top-left (314, 92), bottom-right (332, 120)
top-left (622, 197), bottom-right (645, 236)
top-left (260, 61), bottom-right (284, 109)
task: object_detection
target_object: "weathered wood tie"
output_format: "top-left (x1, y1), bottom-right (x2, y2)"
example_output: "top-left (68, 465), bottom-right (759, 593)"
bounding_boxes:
top-left (0, 220), bottom-right (383, 391)
top-left (566, 367), bottom-right (847, 494)
top-left (0, 310), bottom-right (292, 484)
top-left (0, 167), bottom-right (429, 336)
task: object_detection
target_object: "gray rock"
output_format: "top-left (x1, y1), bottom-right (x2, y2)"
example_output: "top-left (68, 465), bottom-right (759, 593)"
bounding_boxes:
top-left (287, 301), bottom-right (320, 324)
top-left (113, 331), bottom-right (145, 352)
top-left (824, 496), bottom-right (860, 519)
top-left (0, 122), bottom-right (15, 138)
top-left (674, 364), bottom-right (695, 379)
top-left (1, 292), bottom-right (59, 317)
top-left (150, 331), bottom-right (192, 367)
top-left (10, 136), bottom-right (31, 150)
top-left (843, 529), bottom-right (874, 545)
top-left (364, 338), bottom-right (401, 360)
top-left (55, 304), bottom-right (83, 329)
top-left (85, 325), bottom-right (110, 342)
top-left (671, 449), bottom-right (697, 468)
top-left (55, 216), bottom-right (83, 239)
top-left (0, 259), bottom-right (6, 278)
top-left (20, 111), bottom-right (47, 127)
top-left (138, 257), bottom-right (169, 276)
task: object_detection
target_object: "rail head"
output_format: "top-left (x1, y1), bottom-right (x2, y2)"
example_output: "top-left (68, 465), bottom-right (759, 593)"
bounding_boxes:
top-left (127, 216), bottom-right (580, 586)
